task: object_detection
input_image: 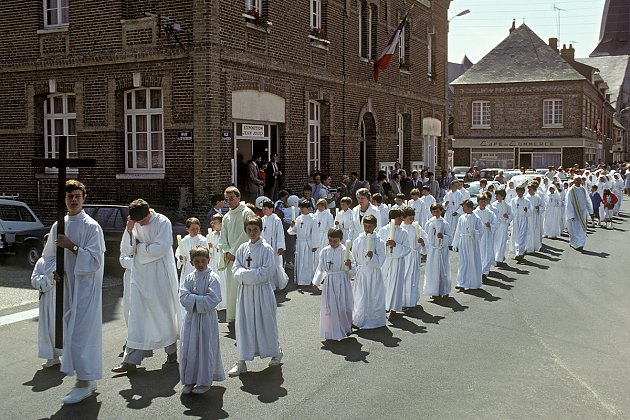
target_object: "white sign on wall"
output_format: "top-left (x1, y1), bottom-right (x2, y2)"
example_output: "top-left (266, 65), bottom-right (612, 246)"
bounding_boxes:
top-left (242, 124), bottom-right (265, 137)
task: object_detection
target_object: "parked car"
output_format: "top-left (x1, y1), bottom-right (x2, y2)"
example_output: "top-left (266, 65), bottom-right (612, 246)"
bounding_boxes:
top-left (479, 168), bottom-right (504, 181)
top-left (452, 166), bottom-right (470, 181)
top-left (466, 181), bottom-right (502, 207)
top-left (0, 199), bottom-right (46, 264)
top-left (509, 174), bottom-right (539, 188)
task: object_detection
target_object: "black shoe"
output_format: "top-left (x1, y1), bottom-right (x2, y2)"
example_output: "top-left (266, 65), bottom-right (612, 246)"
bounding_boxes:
top-left (166, 352), bottom-right (178, 364)
top-left (112, 362), bottom-right (136, 373)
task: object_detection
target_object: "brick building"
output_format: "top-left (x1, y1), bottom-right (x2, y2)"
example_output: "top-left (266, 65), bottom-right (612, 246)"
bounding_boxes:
top-left (0, 0), bottom-right (450, 217)
top-left (451, 24), bottom-right (617, 170)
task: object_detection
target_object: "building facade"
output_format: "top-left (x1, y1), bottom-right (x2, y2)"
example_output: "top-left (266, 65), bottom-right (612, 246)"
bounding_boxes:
top-left (0, 0), bottom-right (450, 216)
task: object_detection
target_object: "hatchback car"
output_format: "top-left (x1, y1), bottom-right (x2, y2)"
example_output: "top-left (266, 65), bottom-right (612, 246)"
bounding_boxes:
top-left (0, 199), bottom-right (45, 263)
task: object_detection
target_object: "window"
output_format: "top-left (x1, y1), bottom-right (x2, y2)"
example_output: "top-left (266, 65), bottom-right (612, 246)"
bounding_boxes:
top-left (396, 114), bottom-right (404, 164)
top-left (311, 0), bottom-right (321, 29)
top-left (308, 101), bottom-right (321, 174)
top-left (124, 88), bottom-right (164, 173)
top-left (427, 29), bottom-right (436, 77)
top-left (543, 99), bottom-right (563, 127)
top-left (44, 93), bottom-right (77, 164)
top-left (44, 0), bottom-right (69, 28)
top-left (399, 20), bottom-right (410, 69)
top-left (359, 2), bottom-right (377, 60)
top-left (245, 0), bottom-right (262, 13)
top-left (472, 101), bottom-right (490, 127)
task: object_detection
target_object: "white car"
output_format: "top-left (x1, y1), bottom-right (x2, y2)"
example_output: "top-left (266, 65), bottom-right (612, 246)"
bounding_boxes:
top-left (0, 199), bottom-right (45, 256)
top-left (466, 181), bottom-right (502, 206)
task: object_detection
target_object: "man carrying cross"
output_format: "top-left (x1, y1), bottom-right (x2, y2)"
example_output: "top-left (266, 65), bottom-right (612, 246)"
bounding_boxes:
top-left (42, 180), bottom-right (105, 404)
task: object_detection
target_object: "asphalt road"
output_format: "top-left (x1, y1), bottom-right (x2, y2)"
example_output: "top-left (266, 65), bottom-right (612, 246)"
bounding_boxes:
top-left (1, 199), bottom-right (629, 419)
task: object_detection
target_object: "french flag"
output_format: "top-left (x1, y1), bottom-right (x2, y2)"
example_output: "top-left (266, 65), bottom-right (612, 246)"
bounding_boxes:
top-left (373, 11), bottom-right (409, 82)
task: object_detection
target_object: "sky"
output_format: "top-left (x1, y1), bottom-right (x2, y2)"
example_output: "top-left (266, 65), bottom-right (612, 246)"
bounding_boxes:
top-left (447, 0), bottom-right (607, 63)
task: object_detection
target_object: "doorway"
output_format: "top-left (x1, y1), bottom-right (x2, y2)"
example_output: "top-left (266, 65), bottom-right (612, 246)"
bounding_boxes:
top-left (519, 152), bottom-right (532, 170)
top-left (234, 122), bottom-right (274, 191)
top-left (361, 112), bottom-right (377, 181)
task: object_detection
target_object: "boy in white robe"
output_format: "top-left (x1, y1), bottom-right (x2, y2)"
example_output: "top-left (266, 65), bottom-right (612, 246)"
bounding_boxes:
top-left (351, 215), bottom-right (386, 329)
top-left (401, 207), bottom-right (426, 309)
top-left (491, 189), bottom-right (512, 265)
top-left (543, 186), bottom-right (562, 238)
top-left (31, 245), bottom-right (61, 368)
top-left (526, 184), bottom-right (544, 253)
top-left (391, 193), bottom-right (406, 210)
top-left (179, 246), bottom-right (225, 394)
top-left (313, 228), bottom-right (355, 340)
top-left (175, 217), bottom-right (208, 287)
top-left (261, 199), bottom-right (289, 291)
top-left (474, 193), bottom-right (497, 277)
top-left (565, 176), bottom-right (592, 250)
top-left (452, 200), bottom-right (483, 290)
top-left (407, 188), bottom-right (422, 223)
top-left (207, 214), bottom-right (227, 310)
top-left (371, 193), bottom-right (389, 228)
top-left (458, 181), bottom-right (471, 202)
top-left (336, 197), bottom-right (354, 241)
top-left (423, 204), bottom-right (452, 299)
top-left (377, 208), bottom-right (411, 320)
top-left (443, 181), bottom-right (462, 247)
top-left (419, 186), bottom-right (437, 227)
top-left (510, 186), bottom-right (531, 261)
top-left (313, 199), bottom-right (335, 265)
top-left (287, 200), bottom-right (319, 286)
top-left (229, 216), bottom-right (283, 377)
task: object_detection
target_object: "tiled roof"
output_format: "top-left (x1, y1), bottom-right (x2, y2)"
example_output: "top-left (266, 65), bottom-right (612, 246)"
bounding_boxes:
top-left (576, 55), bottom-right (630, 104)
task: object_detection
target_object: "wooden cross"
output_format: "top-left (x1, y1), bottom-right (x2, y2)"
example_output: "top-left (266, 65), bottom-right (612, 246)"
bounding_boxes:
top-left (318, 221), bottom-right (321, 228)
top-left (31, 137), bottom-right (96, 348)
top-left (327, 260), bottom-right (334, 270)
top-left (246, 255), bottom-right (253, 268)
top-left (300, 221), bottom-right (304, 228)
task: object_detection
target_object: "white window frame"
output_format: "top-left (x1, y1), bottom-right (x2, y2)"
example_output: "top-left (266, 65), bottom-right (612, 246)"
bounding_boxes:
top-left (423, 135), bottom-right (437, 172)
top-left (543, 99), bottom-right (563, 128)
top-left (124, 88), bottom-right (165, 174)
top-left (396, 113), bottom-right (404, 164)
top-left (472, 100), bottom-right (490, 128)
top-left (380, 161), bottom-right (396, 174)
top-left (245, 0), bottom-right (262, 13)
top-left (399, 22), bottom-right (406, 65)
top-left (44, 93), bottom-right (77, 173)
top-left (308, 101), bottom-right (321, 175)
top-left (427, 30), bottom-right (434, 76)
top-left (359, 2), bottom-right (375, 60)
top-left (311, 0), bottom-right (322, 29)
top-left (43, 0), bottom-right (69, 28)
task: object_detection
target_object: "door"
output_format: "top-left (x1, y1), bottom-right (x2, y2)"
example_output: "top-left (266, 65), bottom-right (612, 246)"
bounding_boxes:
top-left (519, 153), bottom-right (532, 170)
top-left (234, 122), bottom-right (273, 189)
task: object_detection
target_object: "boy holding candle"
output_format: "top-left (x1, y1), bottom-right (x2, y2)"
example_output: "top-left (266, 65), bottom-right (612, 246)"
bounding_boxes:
top-left (423, 203), bottom-right (451, 299)
top-left (401, 207), bottom-right (426, 309)
top-left (491, 189), bottom-right (512, 266)
top-left (452, 200), bottom-right (483, 290)
top-left (287, 199), bottom-right (319, 286)
top-left (207, 214), bottom-right (227, 310)
top-left (261, 199), bottom-right (289, 291)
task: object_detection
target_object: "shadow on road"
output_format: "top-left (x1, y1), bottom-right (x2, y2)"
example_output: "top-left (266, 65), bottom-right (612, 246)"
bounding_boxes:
top-left (462, 288), bottom-right (500, 302)
top-left (117, 364), bottom-right (179, 409)
top-left (431, 296), bottom-right (468, 312)
top-left (517, 258), bottom-right (549, 270)
top-left (180, 385), bottom-right (229, 419)
top-left (578, 249), bottom-right (610, 258)
top-left (498, 264), bottom-right (529, 275)
top-left (487, 270), bottom-right (517, 283)
top-left (238, 366), bottom-right (287, 403)
top-left (23, 365), bottom-right (65, 392)
top-left (526, 252), bottom-right (560, 262)
top-left (388, 317), bottom-right (427, 334)
top-left (404, 305), bottom-right (445, 325)
top-left (320, 337), bottom-right (369, 363)
top-left (482, 277), bottom-right (514, 290)
top-left (48, 395), bottom-right (102, 419)
top-left (355, 326), bottom-right (401, 348)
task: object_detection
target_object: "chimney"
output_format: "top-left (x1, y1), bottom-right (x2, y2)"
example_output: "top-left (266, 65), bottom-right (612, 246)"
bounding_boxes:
top-left (509, 19), bottom-right (516, 34)
top-left (560, 43), bottom-right (575, 62)
top-left (549, 37), bottom-right (559, 53)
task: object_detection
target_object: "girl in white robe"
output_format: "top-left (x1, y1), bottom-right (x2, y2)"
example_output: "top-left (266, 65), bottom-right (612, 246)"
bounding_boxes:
top-left (473, 194), bottom-right (497, 276)
top-left (31, 255), bottom-right (61, 367)
top-left (505, 181), bottom-right (517, 204)
top-left (443, 182), bottom-right (462, 247)
top-left (408, 189), bottom-right (423, 223)
top-left (351, 215), bottom-right (387, 329)
top-left (423, 206), bottom-right (452, 298)
top-left (229, 217), bottom-right (283, 377)
top-left (313, 229), bottom-right (355, 340)
top-left (510, 187), bottom-right (531, 260)
top-left (490, 189), bottom-right (512, 264)
top-left (335, 197), bottom-right (354, 241)
top-left (543, 186), bottom-right (562, 238)
top-left (526, 185), bottom-right (544, 253)
top-left (377, 209), bottom-right (411, 318)
top-left (401, 208), bottom-right (426, 308)
top-left (261, 201), bottom-right (289, 291)
top-left (612, 174), bottom-right (624, 215)
top-left (175, 218), bottom-right (209, 287)
top-left (313, 200), bottom-right (335, 265)
top-left (179, 247), bottom-right (224, 394)
top-left (452, 201), bottom-right (483, 289)
top-left (207, 216), bottom-right (227, 310)
top-left (287, 200), bottom-right (319, 286)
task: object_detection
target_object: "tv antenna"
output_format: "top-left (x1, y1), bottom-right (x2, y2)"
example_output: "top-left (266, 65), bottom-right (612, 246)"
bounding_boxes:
top-left (144, 12), bottom-right (190, 53)
top-left (553, 3), bottom-right (567, 41)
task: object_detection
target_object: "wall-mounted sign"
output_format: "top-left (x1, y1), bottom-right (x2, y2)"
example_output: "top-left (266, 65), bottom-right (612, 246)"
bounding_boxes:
top-left (221, 131), bottom-right (232, 141)
top-left (177, 131), bottom-right (193, 141)
top-left (242, 124), bottom-right (265, 137)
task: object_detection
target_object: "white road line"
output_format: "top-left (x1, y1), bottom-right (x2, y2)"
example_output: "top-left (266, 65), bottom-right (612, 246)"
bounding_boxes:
top-left (0, 308), bottom-right (38, 327)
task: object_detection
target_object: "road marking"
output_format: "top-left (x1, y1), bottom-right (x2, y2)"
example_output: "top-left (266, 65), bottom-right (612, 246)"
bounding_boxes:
top-left (0, 308), bottom-right (38, 327)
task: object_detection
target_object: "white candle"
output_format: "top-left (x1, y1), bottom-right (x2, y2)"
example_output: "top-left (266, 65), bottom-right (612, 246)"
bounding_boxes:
top-left (389, 219), bottom-right (396, 240)
top-left (177, 234), bottom-right (184, 258)
top-left (207, 228), bottom-right (212, 236)
top-left (413, 221), bottom-right (421, 239)
top-left (366, 233), bottom-right (373, 261)
top-left (344, 240), bottom-right (351, 271)
top-left (291, 206), bottom-right (296, 221)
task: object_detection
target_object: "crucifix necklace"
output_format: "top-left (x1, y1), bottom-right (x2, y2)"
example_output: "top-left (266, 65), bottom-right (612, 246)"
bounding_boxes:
top-left (246, 255), bottom-right (252, 268)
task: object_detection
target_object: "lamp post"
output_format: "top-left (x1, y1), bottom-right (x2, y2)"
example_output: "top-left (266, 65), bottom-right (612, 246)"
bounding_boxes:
top-left (448, 9), bottom-right (470, 27)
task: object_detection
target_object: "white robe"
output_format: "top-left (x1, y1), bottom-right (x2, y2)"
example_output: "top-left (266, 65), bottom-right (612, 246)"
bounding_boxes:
top-left (505, 188), bottom-right (517, 204)
top-left (336, 208), bottom-right (353, 241)
top-left (377, 224), bottom-right (410, 312)
top-left (42, 211), bottom-right (105, 380)
top-left (175, 234), bottom-right (209, 286)
top-left (408, 198), bottom-right (423, 223)
top-left (376, 204), bottom-right (389, 228)
top-left (349, 204), bottom-right (383, 243)
top-left (419, 195), bottom-right (437, 227)
top-left (510, 196), bottom-right (531, 257)
top-left (232, 239), bottom-right (282, 361)
top-left (423, 217), bottom-right (452, 297)
top-left (526, 193), bottom-right (544, 253)
top-left (121, 211), bottom-right (181, 351)
top-left (287, 213), bottom-right (319, 285)
top-left (401, 223), bottom-right (424, 308)
top-left (207, 231), bottom-right (227, 310)
top-left (613, 178), bottom-right (624, 214)
top-left (443, 189), bottom-right (462, 246)
top-left (452, 213), bottom-right (483, 289)
top-left (490, 200), bottom-right (512, 263)
top-left (119, 254), bottom-right (134, 326)
top-left (313, 245), bottom-right (355, 340)
top-left (473, 207), bottom-right (497, 275)
top-left (31, 257), bottom-right (61, 360)
top-left (565, 186), bottom-right (592, 249)
top-left (179, 268), bottom-right (225, 386)
top-left (313, 209), bottom-right (335, 263)
top-left (543, 192), bottom-right (562, 238)
top-left (351, 232), bottom-right (387, 329)
top-left (458, 187), bottom-right (471, 202)
top-left (262, 213), bottom-right (289, 290)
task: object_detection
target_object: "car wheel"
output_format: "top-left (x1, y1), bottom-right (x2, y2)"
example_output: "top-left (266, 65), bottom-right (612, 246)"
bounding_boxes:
top-left (24, 240), bottom-right (43, 266)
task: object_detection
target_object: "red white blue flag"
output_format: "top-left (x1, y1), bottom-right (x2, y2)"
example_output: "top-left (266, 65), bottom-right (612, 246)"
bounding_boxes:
top-left (373, 11), bottom-right (409, 82)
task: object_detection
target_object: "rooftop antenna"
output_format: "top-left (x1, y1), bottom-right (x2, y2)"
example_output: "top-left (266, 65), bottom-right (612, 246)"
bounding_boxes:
top-left (553, 3), bottom-right (567, 41)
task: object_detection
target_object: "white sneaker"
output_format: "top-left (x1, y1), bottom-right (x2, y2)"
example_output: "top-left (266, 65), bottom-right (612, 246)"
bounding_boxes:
top-left (192, 385), bottom-right (211, 394)
top-left (62, 382), bottom-right (97, 404)
top-left (41, 357), bottom-right (60, 368)
top-left (228, 361), bottom-right (247, 377)
top-left (268, 349), bottom-right (283, 367)
top-left (181, 384), bottom-right (193, 394)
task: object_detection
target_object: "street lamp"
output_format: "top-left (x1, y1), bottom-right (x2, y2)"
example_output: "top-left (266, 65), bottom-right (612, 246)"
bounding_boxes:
top-left (448, 9), bottom-right (470, 24)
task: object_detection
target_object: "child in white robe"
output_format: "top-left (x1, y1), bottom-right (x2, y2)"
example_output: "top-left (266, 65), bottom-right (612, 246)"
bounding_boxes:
top-left (371, 193), bottom-right (390, 227)
top-left (443, 181), bottom-right (462, 247)
top-left (31, 248), bottom-right (61, 368)
top-left (377, 208), bottom-right (411, 319)
top-left (491, 189), bottom-right (512, 265)
top-left (261, 199), bottom-right (289, 291)
top-left (351, 215), bottom-right (386, 329)
top-left (543, 186), bottom-right (562, 238)
top-left (423, 204), bottom-right (452, 299)
top-left (179, 246), bottom-right (224, 394)
top-left (505, 181), bottom-right (517, 204)
top-left (391, 194), bottom-right (406, 210)
top-left (287, 200), bottom-right (319, 286)
top-left (313, 228), bottom-right (355, 340)
top-left (408, 189), bottom-right (422, 223)
top-left (401, 207), bottom-right (426, 309)
top-left (335, 197), bottom-right (353, 242)
top-left (175, 217), bottom-right (208, 286)
top-left (207, 214), bottom-right (227, 310)
top-left (526, 184), bottom-right (544, 253)
top-left (452, 200), bottom-right (483, 290)
top-left (419, 186), bottom-right (437, 227)
top-left (229, 216), bottom-right (283, 377)
top-left (313, 199), bottom-right (335, 267)
top-left (473, 193), bottom-right (497, 276)
top-left (510, 186), bottom-right (531, 261)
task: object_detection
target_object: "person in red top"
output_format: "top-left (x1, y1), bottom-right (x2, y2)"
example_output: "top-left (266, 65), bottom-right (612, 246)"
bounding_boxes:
top-left (600, 189), bottom-right (618, 229)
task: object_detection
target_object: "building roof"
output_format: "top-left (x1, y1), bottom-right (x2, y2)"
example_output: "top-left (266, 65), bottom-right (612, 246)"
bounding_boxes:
top-left (448, 56), bottom-right (474, 84)
top-left (576, 55), bottom-right (630, 105)
top-left (591, 0), bottom-right (630, 57)
top-left (451, 24), bottom-right (586, 85)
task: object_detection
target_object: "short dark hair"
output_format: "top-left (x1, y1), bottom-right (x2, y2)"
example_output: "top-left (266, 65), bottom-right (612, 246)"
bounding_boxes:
top-left (189, 246), bottom-right (209, 260)
top-left (65, 180), bottom-right (86, 198)
top-left (403, 207), bottom-right (415, 217)
top-left (372, 193), bottom-right (383, 204)
top-left (461, 199), bottom-right (474, 209)
top-left (303, 184), bottom-right (312, 192)
top-left (244, 215), bottom-right (263, 230)
top-left (299, 199), bottom-right (312, 209)
top-left (495, 189), bottom-right (507, 198)
top-left (262, 199), bottom-right (274, 209)
top-left (396, 193), bottom-right (406, 200)
top-left (362, 214), bottom-right (377, 226)
top-left (129, 199), bottom-right (150, 221)
top-left (186, 217), bottom-right (201, 228)
top-left (388, 208), bottom-right (404, 220)
top-left (327, 228), bottom-right (343, 240)
top-left (210, 193), bottom-right (224, 206)
top-left (430, 203), bottom-right (443, 212)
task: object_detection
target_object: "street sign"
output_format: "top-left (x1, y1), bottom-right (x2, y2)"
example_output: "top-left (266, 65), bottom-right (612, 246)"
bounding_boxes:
top-left (177, 131), bottom-right (193, 141)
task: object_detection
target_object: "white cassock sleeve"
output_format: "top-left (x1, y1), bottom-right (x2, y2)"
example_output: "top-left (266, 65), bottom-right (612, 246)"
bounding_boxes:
top-left (30, 258), bottom-right (56, 293)
top-left (135, 218), bottom-right (173, 265)
top-left (74, 221), bottom-right (105, 276)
